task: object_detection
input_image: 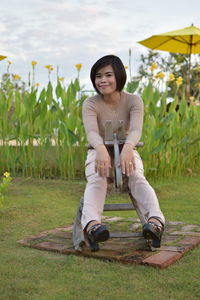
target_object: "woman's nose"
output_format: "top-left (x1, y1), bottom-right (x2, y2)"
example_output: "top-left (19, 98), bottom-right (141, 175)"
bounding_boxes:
top-left (100, 76), bottom-right (106, 82)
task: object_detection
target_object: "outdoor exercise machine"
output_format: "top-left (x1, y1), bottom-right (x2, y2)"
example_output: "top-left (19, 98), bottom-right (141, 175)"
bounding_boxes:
top-left (73, 120), bottom-right (156, 251)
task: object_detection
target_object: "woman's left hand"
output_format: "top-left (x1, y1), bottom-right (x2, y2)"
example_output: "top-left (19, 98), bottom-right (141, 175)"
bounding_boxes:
top-left (120, 144), bottom-right (135, 176)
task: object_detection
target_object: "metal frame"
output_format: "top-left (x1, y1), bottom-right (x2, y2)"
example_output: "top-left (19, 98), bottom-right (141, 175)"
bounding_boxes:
top-left (103, 120), bottom-right (146, 226)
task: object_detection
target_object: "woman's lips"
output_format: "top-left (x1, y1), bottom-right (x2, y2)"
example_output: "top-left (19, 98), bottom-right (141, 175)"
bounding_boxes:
top-left (99, 85), bottom-right (109, 88)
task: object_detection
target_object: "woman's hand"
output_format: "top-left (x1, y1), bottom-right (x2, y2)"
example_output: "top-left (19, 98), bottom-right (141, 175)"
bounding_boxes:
top-left (95, 145), bottom-right (111, 178)
top-left (120, 143), bottom-right (135, 176)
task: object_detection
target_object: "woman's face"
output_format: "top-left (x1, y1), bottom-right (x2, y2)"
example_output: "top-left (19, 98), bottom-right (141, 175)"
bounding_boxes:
top-left (94, 65), bottom-right (117, 96)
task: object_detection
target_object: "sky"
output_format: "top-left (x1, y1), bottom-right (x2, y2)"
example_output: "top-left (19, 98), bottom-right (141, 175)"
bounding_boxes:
top-left (1, 0), bottom-right (200, 91)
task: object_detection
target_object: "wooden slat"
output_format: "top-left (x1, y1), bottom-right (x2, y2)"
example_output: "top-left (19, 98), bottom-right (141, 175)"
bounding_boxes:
top-left (110, 232), bottom-right (142, 238)
top-left (103, 203), bottom-right (135, 211)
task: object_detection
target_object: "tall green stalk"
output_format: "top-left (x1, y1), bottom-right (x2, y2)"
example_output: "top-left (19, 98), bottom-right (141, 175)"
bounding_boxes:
top-left (0, 72), bottom-right (199, 180)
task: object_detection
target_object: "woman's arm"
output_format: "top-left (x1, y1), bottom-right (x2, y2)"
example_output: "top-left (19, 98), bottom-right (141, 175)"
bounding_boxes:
top-left (120, 95), bottom-right (144, 176)
top-left (82, 100), bottom-right (104, 148)
top-left (125, 94), bottom-right (144, 147)
top-left (83, 99), bottom-right (111, 177)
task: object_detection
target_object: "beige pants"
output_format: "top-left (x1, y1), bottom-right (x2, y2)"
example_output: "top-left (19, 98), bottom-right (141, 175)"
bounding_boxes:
top-left (81, 149), bottom-right (165, 229)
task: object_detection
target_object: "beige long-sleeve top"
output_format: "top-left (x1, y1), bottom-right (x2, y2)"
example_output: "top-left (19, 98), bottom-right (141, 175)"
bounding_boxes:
top-left (82, 91), bottom-right (144, 148)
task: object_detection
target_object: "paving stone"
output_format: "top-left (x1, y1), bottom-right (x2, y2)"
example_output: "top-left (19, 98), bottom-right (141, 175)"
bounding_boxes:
top-left (170, 231), bottom-right (200, 236)
top-left (44, 236), bottom-right (68, 244)
top-left (101, 216), bottom-right (110, 220)
top-left (33, 241), bottom-right (70, 253)
top-left (80, 244), bottom-right (126, 260)
top-left (17, 221), bottom-right (200, 269)
top-left (142, 251), bottom-right (183, 269)
top-left (166, 221), bottom-right (185, 225)
top-left (18, 239), bottom-right (33, 246)
top-left (121, 250), bottom-right (150, 263)
top-left (21, 232), bottom-right (47, 240)
top-left (50, 231), bottom-right (71, 239)
top-left (179, 236), bottom-right (200, 249)
top-left (101, 241), bottom-right (134, 252)
top-left (110, 231), bottom-right (142, 238)
top-left (43, 228), bottom-right (63, 235)
top-left (17, 234), bottom-right (48, 246)
top-left (181, 225), bottom-right (200, 232)
top-left (56, 225), bottom-right (73, 232)
top-left (164, 224), bottom-right (179, 233)
top-left (105, 217), bottom-right (124, 222)
top-left (159, 246), bottom-right (187, 253)
top-left (127, 217), bottom-right (140, 222)
top-left (130, 224), bottom-right (141, 231)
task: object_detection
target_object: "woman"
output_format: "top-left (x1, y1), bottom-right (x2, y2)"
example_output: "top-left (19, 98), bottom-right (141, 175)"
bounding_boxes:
top-left (81, 55), bottom-right (165, 251)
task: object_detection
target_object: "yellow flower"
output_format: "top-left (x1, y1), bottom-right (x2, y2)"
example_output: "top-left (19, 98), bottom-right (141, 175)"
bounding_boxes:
top-left (124, 66), bottom-right (128, 70)
top-left (193, 66), bottom-right (200, 71)
top-left (3, 171), bottom-right (10, 178)
top-left (32, 60), bottom-right (37, 67)
top-left (189, 96), bottom-right (195, 102)
top-left (176, 76), bottom-right (183, 87)
top-left (7, 60), bottom-right (13, 65)
top-left (155, 72), bottom-right (165, 79)
top-left (0, 55), bottom-right (7, 61)
top-left (59, 77), bottom-right (64, 81)
top-left (196, 82), bottom-right (200, 88)
top-left (35, 83), bottom-right (40, 87)
top-left (75, 64), bottom-right (82, 72)
top-left (150, 63), bottom-right (157, 71)
top-left (13, 74), bottom-right (21, 80)
top-left (45, 65), bottom-right (53, 71)
top-left (169, 73), bottom-right (175, 81)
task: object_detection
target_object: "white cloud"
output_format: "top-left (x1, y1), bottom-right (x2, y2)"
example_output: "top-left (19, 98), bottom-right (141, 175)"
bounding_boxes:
top-left (1, 0), bottom-right (200, 89)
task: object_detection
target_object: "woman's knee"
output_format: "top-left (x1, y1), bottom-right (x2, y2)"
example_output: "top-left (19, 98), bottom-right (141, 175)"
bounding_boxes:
top-left (128, 169), bottom-right (145, 184)
top-left (87, 172), bottom-right (107, 186)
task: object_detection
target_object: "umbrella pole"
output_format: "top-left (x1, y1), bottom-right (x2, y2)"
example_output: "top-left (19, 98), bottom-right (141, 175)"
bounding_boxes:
top-left (186, 36), bottom-right (193, 102)
top-left (186, 54), bottom-right (191, 102)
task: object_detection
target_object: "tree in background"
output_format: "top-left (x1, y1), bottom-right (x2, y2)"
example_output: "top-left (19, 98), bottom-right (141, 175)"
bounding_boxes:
top-left (131, 50), bottom-right (200, 103)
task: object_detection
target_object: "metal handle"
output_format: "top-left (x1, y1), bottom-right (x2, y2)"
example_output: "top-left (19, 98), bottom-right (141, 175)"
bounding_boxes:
top-left (113, 133), bottom-right (123, 189)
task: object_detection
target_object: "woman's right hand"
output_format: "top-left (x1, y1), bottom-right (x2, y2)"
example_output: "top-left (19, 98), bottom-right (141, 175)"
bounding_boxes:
top-left (95, 145), bottom-right (111, 178)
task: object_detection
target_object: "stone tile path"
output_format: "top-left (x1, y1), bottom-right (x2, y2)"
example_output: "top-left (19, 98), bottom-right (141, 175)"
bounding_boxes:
top-left (17, 217), bottom-right (200, 269)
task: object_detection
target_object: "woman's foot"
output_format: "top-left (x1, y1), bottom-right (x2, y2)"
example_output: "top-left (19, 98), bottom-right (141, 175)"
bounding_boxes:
top-left (142, 217), bottom-right (164, 248)
top-left (86, 222), bottom-right (110, 251)
top-left (88, 223), bottom-right (110, 243)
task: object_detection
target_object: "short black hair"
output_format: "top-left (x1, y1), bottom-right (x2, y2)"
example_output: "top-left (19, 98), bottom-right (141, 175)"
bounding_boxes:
top-left (90, 55), bottom-right (127, 94)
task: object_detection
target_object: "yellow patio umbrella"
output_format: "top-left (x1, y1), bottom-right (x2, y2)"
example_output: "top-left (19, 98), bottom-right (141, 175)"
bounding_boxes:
top-left (0, 55), bottom-right (7, 61)
top-left (138, 24), bottom-right (200, 99)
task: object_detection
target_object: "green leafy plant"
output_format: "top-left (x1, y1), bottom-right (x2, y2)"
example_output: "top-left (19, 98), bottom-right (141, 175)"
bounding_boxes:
top-left (0, 59), bottom-right (199, 180)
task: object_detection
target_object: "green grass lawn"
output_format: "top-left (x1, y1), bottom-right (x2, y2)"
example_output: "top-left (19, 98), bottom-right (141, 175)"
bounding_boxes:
top-left (0, 175), bottom-right (200, 300)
